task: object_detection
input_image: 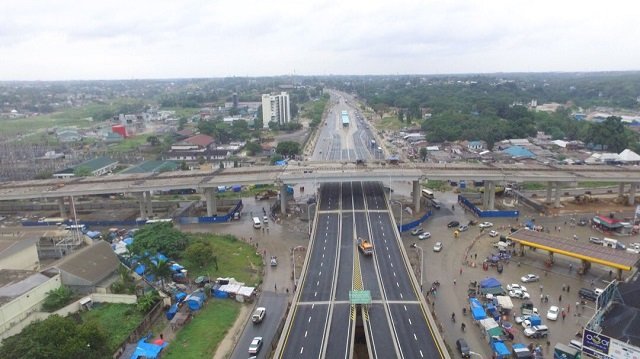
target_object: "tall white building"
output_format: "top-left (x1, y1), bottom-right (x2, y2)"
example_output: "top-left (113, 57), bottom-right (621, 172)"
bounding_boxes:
top-left (261, 92), bottom-right (291, 129)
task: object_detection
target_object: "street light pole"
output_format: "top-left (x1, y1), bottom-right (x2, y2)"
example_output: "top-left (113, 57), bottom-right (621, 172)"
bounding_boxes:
top-left (391, 200), bottom-right (403, 233)
top-left (307, 203), bottom-right (317, 236)
top-left (416, 245), bottom-right (424, 289)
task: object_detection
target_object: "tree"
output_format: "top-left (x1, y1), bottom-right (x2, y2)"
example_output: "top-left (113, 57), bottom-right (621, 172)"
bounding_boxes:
top-left (0, 315), bottom-right (109, 359)
top-left (110, 264), bottom-right (136, 294)
top-left (276, 141), bottom-right (301, 157)
top-left (42, 286), bottom-right (74, 312)
top-left (128, 223), bottom-right (189, 258)
top-left (244, 141), bottom-right (262, 156)
top-left (255, 105), bottom-right (263, 129)
top-left (184, 241), bottom-right (214, 268)
top-left (178, 118), bottom-right (187, 131)
top-left (419, 147), bottom-right (428, 162)
top-left (136, 290), bottom-right (160, 312)
top-left (143, 257), bottom-right (173, 291)
top-left (146, 135), bottom-right (160, 147)
top-left (585, 116), bottom-right (636, 153)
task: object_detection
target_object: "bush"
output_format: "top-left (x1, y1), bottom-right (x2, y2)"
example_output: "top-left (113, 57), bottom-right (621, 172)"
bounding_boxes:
top-left (42, 286), bottom-right (74, 312)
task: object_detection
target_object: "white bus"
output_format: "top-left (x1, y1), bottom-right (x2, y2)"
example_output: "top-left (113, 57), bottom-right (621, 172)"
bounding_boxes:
top-left (421, 189), bottom-right (435, 199)
top-left (252, 217), bottom-right (262, 229)
top-left (145, 218), bottom-right (173, 225)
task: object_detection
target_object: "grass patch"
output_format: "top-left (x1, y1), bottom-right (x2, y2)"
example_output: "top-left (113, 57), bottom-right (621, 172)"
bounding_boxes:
top-left (162, 107), bottom-right (200, 119)
top-left (108, 133), bottom-right (153, 153)
top-left (521, 182), bottom-right (547, 191)
top-left (374, 116), bottom-right (404, 131)
top-left (162, 299), bottom-right (240, 359)
top-left (80, 303), bottom-right (144, 352)
top-left (2, 114), bottom-right (93, 137)
top-left (215, 185), bottom-right (278, 200)
top-left (182, 233), bottom-right (263, 285)
top-left (423, 180), bottom-right (449, 192)
top-left (578, 181), bottom-right (618, 188)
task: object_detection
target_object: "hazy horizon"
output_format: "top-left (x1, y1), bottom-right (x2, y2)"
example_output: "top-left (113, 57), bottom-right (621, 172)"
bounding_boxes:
top-left (2, 0), bottom-right (640, 81)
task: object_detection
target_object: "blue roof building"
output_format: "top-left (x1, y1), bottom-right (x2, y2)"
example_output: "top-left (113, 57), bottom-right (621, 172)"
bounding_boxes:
top-left (502, 146), bottom-right (535, 159)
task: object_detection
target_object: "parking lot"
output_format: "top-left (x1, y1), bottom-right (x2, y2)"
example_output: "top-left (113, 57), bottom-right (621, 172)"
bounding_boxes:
top-left (400, 191), bottom-right (635, 358)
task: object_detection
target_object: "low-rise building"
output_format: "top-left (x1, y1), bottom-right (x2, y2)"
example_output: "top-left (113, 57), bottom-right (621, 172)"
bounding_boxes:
top-left (53, 241), bottom-right (120, 293)
top-left (53, 156), bottom-right (118, 178)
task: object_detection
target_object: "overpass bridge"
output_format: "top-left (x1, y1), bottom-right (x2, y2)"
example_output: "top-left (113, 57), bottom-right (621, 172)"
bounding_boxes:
top-left (0, 162), bottom-right (638, 219)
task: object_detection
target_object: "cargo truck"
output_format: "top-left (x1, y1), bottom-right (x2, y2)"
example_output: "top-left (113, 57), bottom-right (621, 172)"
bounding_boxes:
top-left (357, 237), bottom-right (373, 255)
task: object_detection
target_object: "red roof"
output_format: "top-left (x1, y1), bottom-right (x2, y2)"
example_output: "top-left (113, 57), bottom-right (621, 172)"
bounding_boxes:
top-left (185, 134), bottom-right (214, 148)
top-left (597, 215), bottom-right (620, 225)
top-left (176, 129), bottom-right (194, 137)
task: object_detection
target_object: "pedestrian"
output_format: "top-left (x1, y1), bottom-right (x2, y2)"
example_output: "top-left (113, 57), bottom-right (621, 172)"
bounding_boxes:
top-left (460, 268), bottom-right (463, 275)
top-left (609, 270), bottom-right (613, 278)
top-left (559, 294), bottom-right (562, 302)
top-left (562, 311), bottom-right (566, 321)
top-left (539, 284), bottom-right (543, 292)
top-left (454, 279), bottom-right (457, 286)
top-left (474, 253), bottom-right (478, 260)
top-left (567, 285), bottom-right (570, 292)
top-left (286, 288), bottom-right (289, 294)
top-left (562, 284), bottom-right (566, 292)
top-left (591, 280), bottom-right (595, 288)
top-left (567, 304), bottom-right (570, 314)
top-left (545, 295), bottom-right (549, 303)
top-left (275, 283), bottom-right (277, 291)
top-left (540, 293), bottom-right (544, 302)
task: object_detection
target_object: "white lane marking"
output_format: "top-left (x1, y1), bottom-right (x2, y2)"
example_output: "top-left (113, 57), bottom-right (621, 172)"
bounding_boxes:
top-left (420, 350), bottom-right (424, 358)
top-left (312, 304), bottom-right (315, 309)
top-left (396, 282), bottom-right (400, 288)
top-left (322, 254), bottom-right (325, 258)
top-left (404, 305), bottom-right (408, 311)
top-left (317, 280), bottom-right (320, 286)
top-left (319, 271), bottom-right (322, 276)
top-left (388, 254), bottom-right (391, 259)
top-left (408, 318), bottom-right (412, 325)
top-left (301, 347), bottom-right (305, 354)
top-left (386, 246), bottom-right (389, 251)
top-left (390, 262), bottom-right (394, 268)
top-left (393, 272), bottom-right (396, 277)
top-left (315, 291), bottom-right (318, 297)
top-left (400, 292), bottom-right (403, 299)
top-left (414, 333), bottom-right (417, 341)
top-left (305, 331), bottom-right (308, 338)
top-left (308, 316), bottom-right (312, 323)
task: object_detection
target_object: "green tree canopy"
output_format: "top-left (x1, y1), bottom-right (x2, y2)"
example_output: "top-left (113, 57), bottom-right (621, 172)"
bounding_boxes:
top-left (585, 116), bottom-right (637, 153)
top-left (275, 141), bottom-right (301, 157)
top-left (129, 222), bottom-right (189, 258)
top-left (0, 315), bottom-right (109, 359)
top-left (244, 141), bottom-right (262, 156)
top-left (184, 240), bottom-right (214, 268)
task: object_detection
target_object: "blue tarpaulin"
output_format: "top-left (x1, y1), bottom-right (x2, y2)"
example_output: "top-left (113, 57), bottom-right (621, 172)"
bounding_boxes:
top-left (170, 263), bottom-right (184, 272)
top-left (123, 237), bottom-right (134, 245)
top-left (480, 277), bottom-right (501, 288)
top-left (185, 290), bottom-right (207, 311)
top-left (275, 160), bottom-right (287, 166)
top-left (469, 297), bottom-right (483, 309)
top-left (86, 231), bottom-right (101, 239)
top-left (492, 341), bottom-right (511, 358)
top-left (166, 304), bottom-right (179, 320)
top-left (130, 336), bottom-right (167, 359)
top-left (232, 185), bottom-right (242, 192)
top-left (175, 292), bottom-right (187, 302)
top-left (472, 306), bottom-right (487, 320)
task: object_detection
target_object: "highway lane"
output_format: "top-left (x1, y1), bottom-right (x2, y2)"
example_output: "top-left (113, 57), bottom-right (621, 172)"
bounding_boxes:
top-left (325, 303), bottom-right (352, 359)
top-left (299, 212), bottom-right (339, 303)
top-left (367, 303), bottom-right (400, 359)
top-left (355, 211), bottom-right (381, 300)
top-left (230, 292), bottom-right (288, 359)
top-left (388, 303), bottom-right (442, 359)
top-left (318, 182), bottom-right (340, 211)
top-left (352, 181), bottom-right (365, 209)
top-left (281, 304), bottom-right (329, 358)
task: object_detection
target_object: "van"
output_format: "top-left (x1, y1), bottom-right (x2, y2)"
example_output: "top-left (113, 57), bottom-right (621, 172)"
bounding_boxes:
top-left (455, 338), bottom-right (470, 358)
top-left (569, 339), bottom-right (582, 351)
top-left (524, 325), bottom-right (549, 338)
top-left (578, 288), bottom-right (598, 302)
top-left (252, 217), bottom-right (262, 229)
top-left (430, 199), bottom-right (441, 209)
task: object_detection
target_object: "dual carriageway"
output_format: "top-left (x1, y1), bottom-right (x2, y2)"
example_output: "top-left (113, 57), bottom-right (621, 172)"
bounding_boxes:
top-left (276, 181), bottom-right (446, 358)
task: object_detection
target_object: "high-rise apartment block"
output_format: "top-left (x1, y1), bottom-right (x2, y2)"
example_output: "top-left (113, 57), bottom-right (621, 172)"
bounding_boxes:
top-left (261, 92), bottom-right (291, 129)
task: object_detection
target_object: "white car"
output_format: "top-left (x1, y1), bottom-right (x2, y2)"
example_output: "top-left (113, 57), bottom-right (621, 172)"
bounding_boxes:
top-left (520, 274), bottom-right (540, 283)
top-left (546, 306), bottom-right (559, 321)
top-left (433, 242), bottom-right (443, 252)
top-left (515, 315), bottom-right (531, 324)
top-left (489, 230), bottom-right (499, 237)
top-left (479, 222), bottom-right (494, 228)
top-left (506, 284), bottom-right (527, 292)
top-left (418, 232), bottom-right (432, 240)
top-left (508, 289), bottom-right (530, 299)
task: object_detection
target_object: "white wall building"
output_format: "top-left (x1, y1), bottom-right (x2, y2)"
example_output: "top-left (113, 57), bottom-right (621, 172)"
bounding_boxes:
top-left (261, 92), bottom-right (291, 129)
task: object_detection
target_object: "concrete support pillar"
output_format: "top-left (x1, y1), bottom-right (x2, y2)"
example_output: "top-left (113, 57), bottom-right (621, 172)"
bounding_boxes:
top-left (629, 183), bottom-right (637, 206)
top-left (138, 193), bottom-right (146, 219)
top-left (617, 268), bottom-right (623, 281)
top-left (546, 182), bottom-right (553, 204)
top-left (145, 191), bottom-right (153, 218)
top-left (412, 180), bottom-right (421, 212)
top-left (554, 182), bottom-right (562, 208)
top-left (280, 184), bottom-right (287, 215)
top-left (68, 196), bottom-right (76, 220)
top-left (482, 184), bottom-right (490, 209)
top-left (488, 181), bottom-right (495, 210)
top-left (619, 183), bottom-right (626, 197)
top-left (58, 197), bottom-right (67, 219)
top-left (205, 188), bottom-right (217, 217)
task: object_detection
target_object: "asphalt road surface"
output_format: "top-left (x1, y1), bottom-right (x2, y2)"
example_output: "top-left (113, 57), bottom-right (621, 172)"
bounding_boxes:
top-left (277, 181), bottom-right (446, 358)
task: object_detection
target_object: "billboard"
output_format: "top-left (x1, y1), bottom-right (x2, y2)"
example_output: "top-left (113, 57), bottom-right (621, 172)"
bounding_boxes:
top-left (583, 329), bottom-right (640, 359)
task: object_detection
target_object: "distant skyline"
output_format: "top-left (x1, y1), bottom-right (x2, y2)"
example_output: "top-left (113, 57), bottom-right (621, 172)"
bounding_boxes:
top-left (1, 0), bottom-right (639, 81)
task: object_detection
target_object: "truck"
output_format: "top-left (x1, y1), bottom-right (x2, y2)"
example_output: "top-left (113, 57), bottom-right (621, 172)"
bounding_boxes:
top-left (357, 237), bottom-right (373, 255)
top-left (553, 343), bottom-right (580, 359)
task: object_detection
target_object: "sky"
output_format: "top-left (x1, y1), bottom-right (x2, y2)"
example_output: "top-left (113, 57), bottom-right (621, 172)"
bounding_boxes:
top-left (1, 0), bottom-right (639, 81)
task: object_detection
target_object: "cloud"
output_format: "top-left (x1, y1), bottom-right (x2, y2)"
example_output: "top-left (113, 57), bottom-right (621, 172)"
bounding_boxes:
top-left (0, 0), bottom-right (639, 80)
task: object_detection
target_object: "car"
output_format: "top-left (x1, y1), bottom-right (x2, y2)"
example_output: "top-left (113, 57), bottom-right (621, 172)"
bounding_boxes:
top-left (447, 220), bottom-right (460, 228)
top-left (506, 283), bottom-right (527, 292)
top-left (515, 315), bottom-right (531, 324)
top-left (489, 230), bottom-right (499, 237)
top-left (458, 224), bottom-right (469, 232)
top-left (248, 337), bottom-right (263, 354)
top-left (411, 227), bottom-right (424, 236)
top-left (521, 274), bottom-right (540, 283)
top-left (524, 325), bottom-right (549, 339)
top-left (263, 216), bottom-right (269, 223)
top-left (251, 307), bottom-right (266, 323)
top-left (594, 288), bottom-right (604, 295)
top-left (508, 289), bottom-right (530, 299)
top-left (579, 288), bottom-right (598, 301)
top-left (589, 237), bottom-right (604, 245)
top-left (270, 256), bottom-right (278, 266)
top-left (418, 232), bottom-right (431, 240)
top-left (546, 306), bottom-right (559, 321)
top-left (578, 217), bottom-right (588, 226)
top-left (456, 338), bottom-right (471, 358)
top-left (501, 321), bottom-right (517, 335)
top-left (479, 221), bottom-right (494, 228)
top-left (433, 242), bottom-right (443, 252)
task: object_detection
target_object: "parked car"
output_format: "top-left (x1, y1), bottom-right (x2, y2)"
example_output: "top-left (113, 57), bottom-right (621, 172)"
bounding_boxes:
top-left (520, 274), bottom-right (540, 283)
top-left (589, 237), bottom-right (604, 245)
top-left (506, 283), bottom-right (527, 292)
top-left (251, 307), bottom-right (266, 323)
top-left (579, 288), bottom-right (599, 301)
top-left (458, 224), bottom-right (469, 232)
top-left (546, 306), bottom-right (559, 321)
top-left (418, 232), bottom-right (431, 240)
top-left (411, 227), bottom-right (424, 236)
top-left (479, 221), bottom-right (494, 228)
top-left (433, 242), bottom-right (443, 252)
top-left (270, 256), bottom-right (278, 266)
top-left (447, 221), bottom-right (460, 228)
top-left (578, 217), bottom-right (588, 226)
top-left (456, 338), bottom-right (471, 358)
top-left (248, 337), bottom-right (263, 354)
top-left (524, 325), bottom-right (549, 338)
top-left (509, 289), bottom-right (530, 299)
top-left (489, 230), bottom-right (499, 237)
top-left (515, 315), bottom-right (531, 324)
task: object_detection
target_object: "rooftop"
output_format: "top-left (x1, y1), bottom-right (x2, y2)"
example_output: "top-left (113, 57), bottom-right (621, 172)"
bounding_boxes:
top-left (184, 134), bottom-right (215, 148)
top-left (0, 269), bottom-right (52, 305)
top-left (55, 241), bottom-right (120, 285)
top-left (121, 160), bottom-right (179, 174)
